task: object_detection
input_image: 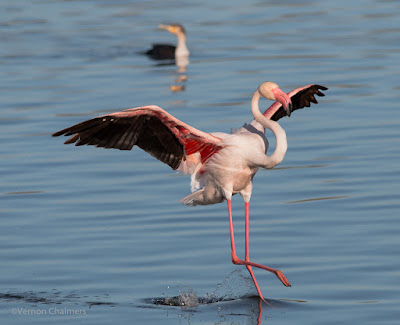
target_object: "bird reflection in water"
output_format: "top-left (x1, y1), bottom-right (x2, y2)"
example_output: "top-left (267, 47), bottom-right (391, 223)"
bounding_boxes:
top-left (170, 54), bottom-right (189, 92)
top-left (151, 294), bottom-right (265, 324)
top-left (190, 298), bottom-right (265, 325)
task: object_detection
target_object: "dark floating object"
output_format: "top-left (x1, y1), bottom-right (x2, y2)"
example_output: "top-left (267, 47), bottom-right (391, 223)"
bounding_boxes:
top-left (145, 24), bottom-right (189, 60)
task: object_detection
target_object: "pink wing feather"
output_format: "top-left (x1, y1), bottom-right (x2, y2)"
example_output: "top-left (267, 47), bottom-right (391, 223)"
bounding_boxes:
top-left (52, 105), bottom-right (222, 170)
top-left (264, 84), bottom-right (328, 121)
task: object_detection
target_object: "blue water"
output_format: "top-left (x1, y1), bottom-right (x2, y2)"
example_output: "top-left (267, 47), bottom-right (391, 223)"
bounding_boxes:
top-left (1, 0), bottom-right (400, 324)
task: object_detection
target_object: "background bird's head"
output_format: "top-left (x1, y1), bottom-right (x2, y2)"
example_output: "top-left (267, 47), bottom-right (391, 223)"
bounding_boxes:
top-left (158, 24), bottom-right (186, 36)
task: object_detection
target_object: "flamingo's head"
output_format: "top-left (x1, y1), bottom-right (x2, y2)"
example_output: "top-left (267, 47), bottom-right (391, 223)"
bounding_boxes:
top-left (258, 82), bottom-right (293, 116)
top-left (158, 24), bottom-right (186, 36)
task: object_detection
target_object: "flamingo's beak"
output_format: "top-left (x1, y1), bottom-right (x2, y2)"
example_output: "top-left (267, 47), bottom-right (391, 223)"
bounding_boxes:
top-left (272, 88), bottom-right (293, 117)
top-left (287, 102), bottom-right (293, 117)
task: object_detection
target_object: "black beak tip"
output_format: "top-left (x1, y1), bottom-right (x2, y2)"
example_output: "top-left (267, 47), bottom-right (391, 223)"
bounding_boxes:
top-left (287, 103), bottom-right (293, 117)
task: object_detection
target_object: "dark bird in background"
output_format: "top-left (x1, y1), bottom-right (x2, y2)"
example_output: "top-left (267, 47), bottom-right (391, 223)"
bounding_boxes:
top-left (145, 24), bottom-right (189, 60)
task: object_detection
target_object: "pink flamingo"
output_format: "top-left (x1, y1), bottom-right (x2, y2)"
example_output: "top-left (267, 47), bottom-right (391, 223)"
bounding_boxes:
top-left (53, 81), bottom-right (327, 301)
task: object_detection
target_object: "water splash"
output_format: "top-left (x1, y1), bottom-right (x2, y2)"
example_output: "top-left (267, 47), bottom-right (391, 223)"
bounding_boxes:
top-left (150, 270), bottom-right (257, 307)
top-left (154, 287), bottom-right (199, 307)
top-left (204, 270), bottom-right (258, 303)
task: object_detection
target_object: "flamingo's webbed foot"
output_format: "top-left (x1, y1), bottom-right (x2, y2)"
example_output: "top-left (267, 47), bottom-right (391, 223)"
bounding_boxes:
top-left (274, 270), bottom-right (291, 287)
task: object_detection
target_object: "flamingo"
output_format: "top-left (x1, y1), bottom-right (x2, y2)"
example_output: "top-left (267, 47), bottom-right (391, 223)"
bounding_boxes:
top-left (52, 81), bottom-right (327, 301)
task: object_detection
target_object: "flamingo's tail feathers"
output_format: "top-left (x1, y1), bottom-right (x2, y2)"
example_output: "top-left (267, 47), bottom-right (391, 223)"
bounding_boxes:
top-left (179, 188), bottom-right (226, 206)
top-left (179, 190), bottom-right (205, 206)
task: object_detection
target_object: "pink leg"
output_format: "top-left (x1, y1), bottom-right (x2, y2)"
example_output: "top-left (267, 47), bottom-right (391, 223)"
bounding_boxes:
top-left (243, 202), bottom-right (266, 300)
top-left (228, 200), bottom-right (266, 300)
top-left (257, 297), bottom-right (263, 324)
top-left (245, 202), bottom-right (250, 262)
top-left (227, 200), bottom-right (291, 289)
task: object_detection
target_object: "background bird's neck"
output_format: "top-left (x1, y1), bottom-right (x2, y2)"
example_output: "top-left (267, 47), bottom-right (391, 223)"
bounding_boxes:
top-left (175, 33), bottom-right (189, 57)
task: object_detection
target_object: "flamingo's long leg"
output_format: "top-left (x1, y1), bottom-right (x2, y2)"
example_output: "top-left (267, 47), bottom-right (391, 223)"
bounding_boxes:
top-left (243, 202), bottom-right (266, 300)
top-left (228, 200), bottom-right (266, 301)
top-left (227, 200), bottom-right (237, 256)
top-left (257, 297), bottom-right (263, 324)
top-left (245, 202), bottom-right (250, 262)
top-left (227, 200), bottom-right (291, 288)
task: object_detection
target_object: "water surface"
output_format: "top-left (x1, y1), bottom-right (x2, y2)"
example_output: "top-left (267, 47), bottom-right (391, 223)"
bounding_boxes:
top-left (1, 0), bottom-right (400, 324)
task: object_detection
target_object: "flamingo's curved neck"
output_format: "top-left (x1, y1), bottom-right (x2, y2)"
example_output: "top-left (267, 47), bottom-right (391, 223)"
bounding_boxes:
top-left (251, 89), bottom-right (287, 169)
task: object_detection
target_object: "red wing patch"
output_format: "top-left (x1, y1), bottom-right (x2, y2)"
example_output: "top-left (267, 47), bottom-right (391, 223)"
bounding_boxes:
top-left (176, 125), bottom-right (221, 164)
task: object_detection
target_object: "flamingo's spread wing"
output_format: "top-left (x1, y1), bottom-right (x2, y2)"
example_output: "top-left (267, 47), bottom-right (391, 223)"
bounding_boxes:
top-left (52, 105), bottom-right (222, 170)
top-left (264, 85), bottom-right (328, 121)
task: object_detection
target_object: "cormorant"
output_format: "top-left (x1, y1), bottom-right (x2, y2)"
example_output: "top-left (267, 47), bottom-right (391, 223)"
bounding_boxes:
top-left (145, 24), bottom-right (189, 60)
